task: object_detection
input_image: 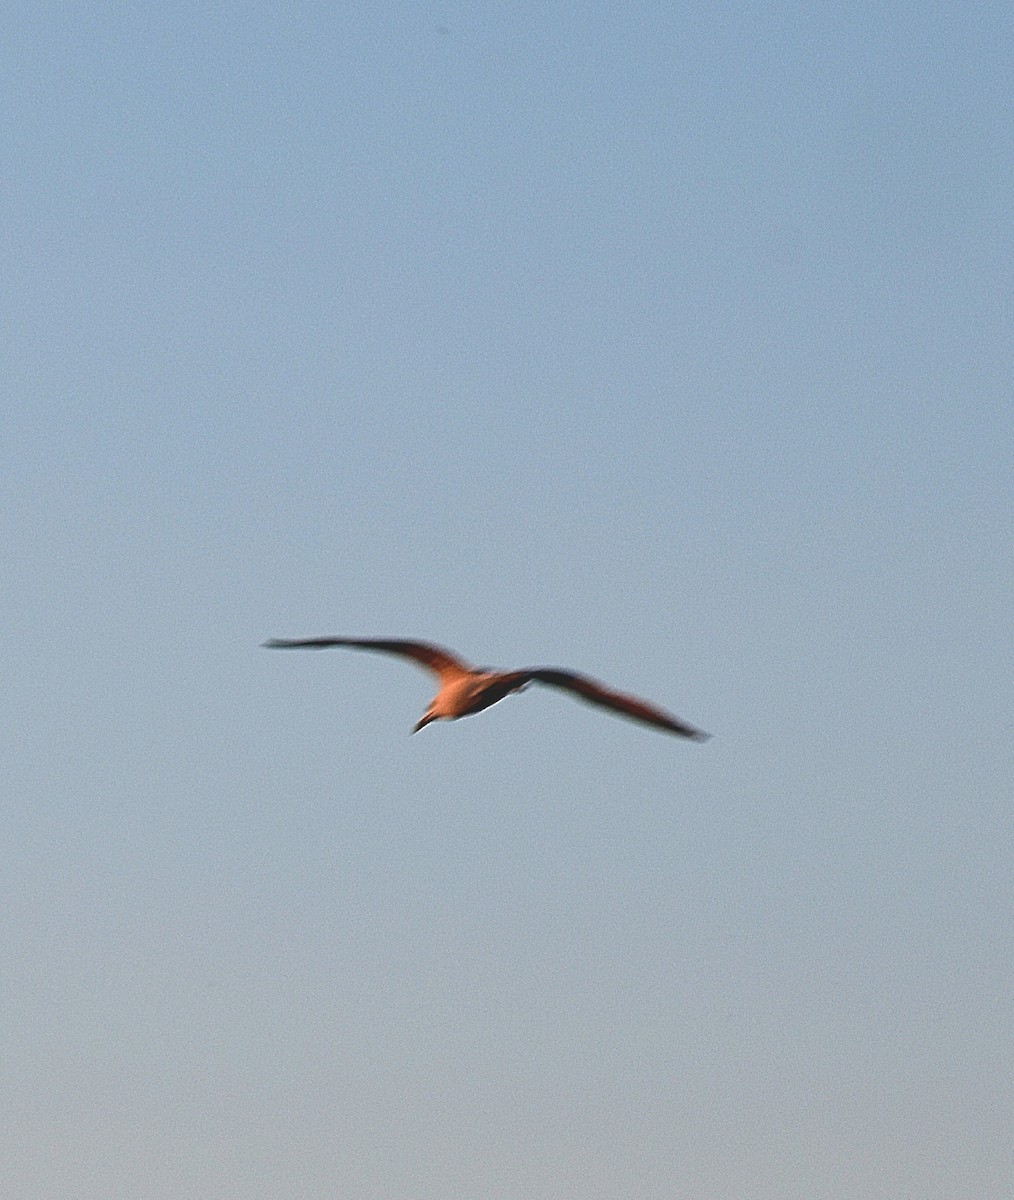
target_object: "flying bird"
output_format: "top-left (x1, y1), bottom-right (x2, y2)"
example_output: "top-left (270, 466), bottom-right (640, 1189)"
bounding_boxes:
top-left (263, 636), bottom-right (710, 741)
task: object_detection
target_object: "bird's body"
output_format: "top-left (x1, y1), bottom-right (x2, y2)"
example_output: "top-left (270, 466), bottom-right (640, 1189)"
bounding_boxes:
top-left (264, 636), bottom-right (710, 741)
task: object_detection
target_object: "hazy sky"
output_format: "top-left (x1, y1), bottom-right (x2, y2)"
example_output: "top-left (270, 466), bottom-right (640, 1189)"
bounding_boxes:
top-left (4, 3), bottom-right (1011, 1197)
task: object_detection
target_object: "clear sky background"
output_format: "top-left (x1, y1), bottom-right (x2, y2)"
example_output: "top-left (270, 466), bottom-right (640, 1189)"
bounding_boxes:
top-left (3, 3), bottom-right (1011, 1197)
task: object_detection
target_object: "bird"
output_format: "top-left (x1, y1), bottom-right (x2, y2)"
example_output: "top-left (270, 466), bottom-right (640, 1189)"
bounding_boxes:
top-left (263, 636), bottom-right (710, 741)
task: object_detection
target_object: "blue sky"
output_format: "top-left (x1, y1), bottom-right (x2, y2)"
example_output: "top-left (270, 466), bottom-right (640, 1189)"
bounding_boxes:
top-left (4, 3), bottom-right (1011, 1197)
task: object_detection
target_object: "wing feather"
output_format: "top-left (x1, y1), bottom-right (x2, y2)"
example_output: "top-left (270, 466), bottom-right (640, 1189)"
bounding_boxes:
top-left (525, 668), bottom-right (710, 740)
top-left (263, 637), bottom-right (471, 679)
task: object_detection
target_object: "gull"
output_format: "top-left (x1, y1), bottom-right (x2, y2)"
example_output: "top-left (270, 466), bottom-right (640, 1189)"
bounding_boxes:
top-left (264, 636), bottom-right (710, 741)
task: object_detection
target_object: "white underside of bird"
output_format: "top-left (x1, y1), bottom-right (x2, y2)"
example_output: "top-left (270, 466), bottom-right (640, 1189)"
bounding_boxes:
top-left (264, 636), bottom-right (710, 741)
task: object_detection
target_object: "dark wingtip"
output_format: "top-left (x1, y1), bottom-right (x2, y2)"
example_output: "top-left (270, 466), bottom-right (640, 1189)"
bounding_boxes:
top-left (671, 723), bottom-right (712, 742)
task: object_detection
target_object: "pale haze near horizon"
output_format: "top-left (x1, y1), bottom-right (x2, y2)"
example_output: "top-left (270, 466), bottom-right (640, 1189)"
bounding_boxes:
top-left (4, 3), bottom-right (1011, 1198)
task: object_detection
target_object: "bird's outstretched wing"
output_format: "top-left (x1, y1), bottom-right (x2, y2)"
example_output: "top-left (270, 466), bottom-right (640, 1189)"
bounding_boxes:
top-left (523, 668), bottom-right (710, 740)
top-left (263, 637), bottom-right (472, 680)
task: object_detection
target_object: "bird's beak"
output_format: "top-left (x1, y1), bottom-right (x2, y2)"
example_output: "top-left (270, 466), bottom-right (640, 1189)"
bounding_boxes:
top-left (412, 714), bottom-right (435, 734)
